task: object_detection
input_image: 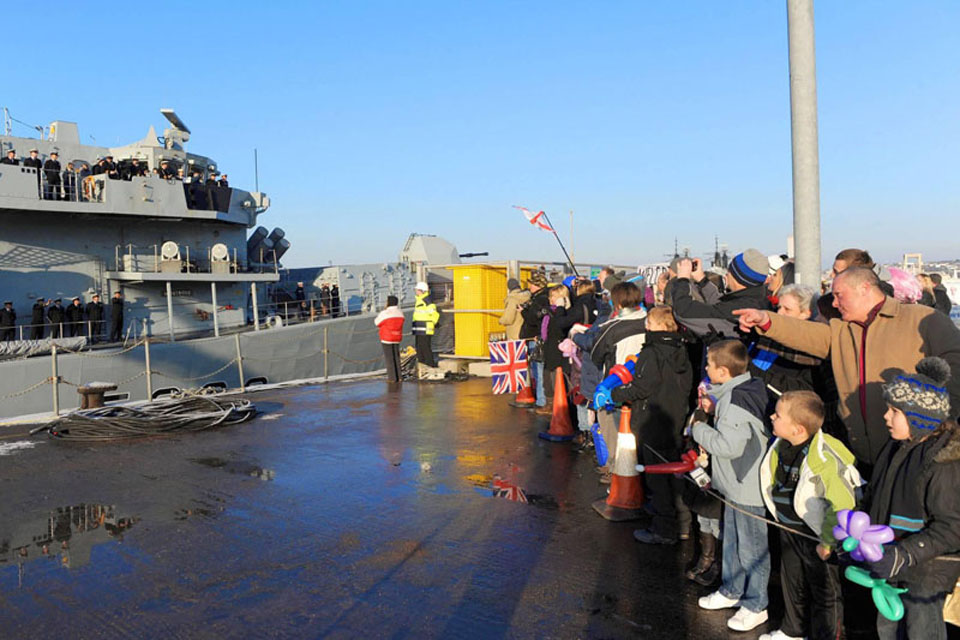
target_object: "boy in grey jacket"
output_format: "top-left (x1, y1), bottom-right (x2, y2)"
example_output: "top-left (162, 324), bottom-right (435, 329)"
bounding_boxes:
top-left (691, 340), bottom-right (771, 632)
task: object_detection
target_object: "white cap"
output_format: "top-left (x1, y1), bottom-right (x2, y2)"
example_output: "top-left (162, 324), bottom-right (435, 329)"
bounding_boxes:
top-left (415, 281), bottom-right (429, 291)
top-left (767, 254), bottom-right (786, 276)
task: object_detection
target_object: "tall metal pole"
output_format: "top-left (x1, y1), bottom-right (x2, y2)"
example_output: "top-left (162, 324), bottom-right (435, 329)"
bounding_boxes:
top-left (211, 282), bottom-right (220, 337)
top-left (787, 0), bottom-right (821, 287)
top-left (166, 281), bottom-right (176, 342)
top-left (51, 344), bottom-right (60, 416)
top-left (251, 283), bottom-right (260, 331)
top-left (569, 210), bottom-right (574, 264)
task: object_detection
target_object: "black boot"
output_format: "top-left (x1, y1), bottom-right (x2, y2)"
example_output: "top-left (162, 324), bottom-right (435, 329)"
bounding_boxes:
top-left (693, 533), bottom-right (720, 586)
top-left (685, 532), bottom-right (716, 582)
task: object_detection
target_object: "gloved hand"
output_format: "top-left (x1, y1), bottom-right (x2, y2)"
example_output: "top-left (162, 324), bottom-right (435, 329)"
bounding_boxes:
top-left (866, 545), bottom-right (910, 580)
top-left (593, 386), bottom-right (613, 410)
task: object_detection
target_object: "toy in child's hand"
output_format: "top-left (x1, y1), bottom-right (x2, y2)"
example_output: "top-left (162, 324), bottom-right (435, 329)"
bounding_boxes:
top-left (844, 566), bottom-right (908, 622)
top-left (591, 422), bottom-right (609, 466)
top-left (832, 509), bottom-right (895, 562)
top-left (636, 450), bottom-right (699, 474)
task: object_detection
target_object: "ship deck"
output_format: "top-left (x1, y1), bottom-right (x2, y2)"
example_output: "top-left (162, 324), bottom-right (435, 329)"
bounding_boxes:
top-left (0, 377), bottom-right (894, 639)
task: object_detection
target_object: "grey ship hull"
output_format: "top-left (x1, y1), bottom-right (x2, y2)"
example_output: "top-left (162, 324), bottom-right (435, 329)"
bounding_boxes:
top-left (0, 312), bottom-right (412, 422)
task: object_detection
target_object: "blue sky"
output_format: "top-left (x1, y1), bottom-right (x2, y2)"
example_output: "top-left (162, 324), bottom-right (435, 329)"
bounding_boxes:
top-left (6, 2), bottom-right (958, 268)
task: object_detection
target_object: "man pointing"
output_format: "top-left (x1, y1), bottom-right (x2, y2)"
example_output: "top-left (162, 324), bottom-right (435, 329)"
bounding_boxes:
top-left (733, 266), bottom-right (960, 469)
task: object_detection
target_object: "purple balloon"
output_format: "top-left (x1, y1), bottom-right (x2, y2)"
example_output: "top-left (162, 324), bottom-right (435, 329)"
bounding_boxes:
top-left (859, 542), bottom-right (885, 563)
top-left (850, 546), bottom-right (866, 562)
top-left (862, 524), bottom-right (895, 546)
top-left (848, 511), bottom-right (870, 539)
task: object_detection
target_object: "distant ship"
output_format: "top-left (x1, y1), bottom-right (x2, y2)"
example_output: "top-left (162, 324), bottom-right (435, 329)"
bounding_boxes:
top-left (0, 109), bottom-right (444, 421)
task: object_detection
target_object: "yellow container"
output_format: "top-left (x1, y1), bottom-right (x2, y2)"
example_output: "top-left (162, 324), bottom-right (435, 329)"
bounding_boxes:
top-left (449, 264), bottom-right (509, 357)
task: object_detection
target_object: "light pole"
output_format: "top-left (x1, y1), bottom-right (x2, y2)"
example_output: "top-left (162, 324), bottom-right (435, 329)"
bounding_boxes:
top-left (787, 0), bottom-right (821, 287)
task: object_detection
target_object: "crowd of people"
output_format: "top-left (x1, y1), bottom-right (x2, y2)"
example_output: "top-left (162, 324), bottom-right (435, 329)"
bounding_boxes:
top-left (0, 292), bottom-right (124, 343)
top-left (498, 249), bottom-right (960, 639)
top-left (1, 147), bottom-right (228, 203)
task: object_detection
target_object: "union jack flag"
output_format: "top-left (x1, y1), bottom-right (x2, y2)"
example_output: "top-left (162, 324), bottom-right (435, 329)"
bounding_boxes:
top-left (492, 475), bottom-right (528, 503)
top-left (489, 339), bottom-right (529, 395)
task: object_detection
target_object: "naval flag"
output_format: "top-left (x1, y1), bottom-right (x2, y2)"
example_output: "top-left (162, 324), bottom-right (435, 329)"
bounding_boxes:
top-left (513, 205), bottom-right (554, 233)
top-left (489, 339), bottom-right (529, 395)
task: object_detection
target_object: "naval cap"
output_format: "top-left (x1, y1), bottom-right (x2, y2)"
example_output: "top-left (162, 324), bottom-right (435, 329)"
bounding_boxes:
top-left (3, 300), bottom-right (11, 305)
top-left (54, 298), bottom-right (61, 303)
top-left (5, 149), bottom-right (14, 154)
top-left (29, 148), bottom-right (38, 153)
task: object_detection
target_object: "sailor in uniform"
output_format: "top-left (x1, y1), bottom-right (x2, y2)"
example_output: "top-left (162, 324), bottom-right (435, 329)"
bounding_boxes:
top-left (65, 297), bottom-right (84, 337)
top-left (43, 151), bottom-right (62, 200)
top-left (159, 159), bottom-right (176, 180)
top-left (217, 174), bottom-right (229, 187)
top-left (86, 294), bottom-right (104, 343)
top-left (1, 149), bottom-right (18, 165)
top-left (23, 148), bottom-right (42, 196)
top-left (0, 301), bottom-right (16, 341)
top-left (104, 155), bottom-right (120, 180)
top-left (47, 298), bottom-right (65, 338)
top-left (31, 297), bottom-right (47, 340)
top-left (109, 291), bottom-right (124, 342)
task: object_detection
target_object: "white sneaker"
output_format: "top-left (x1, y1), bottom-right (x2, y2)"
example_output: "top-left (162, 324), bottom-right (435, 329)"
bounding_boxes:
top-left (698, 590), bottom-right (739, 610)
top-left (727, 607), bottom-right (768, 632)
top-left (759, 630), bottom-right (804, 640)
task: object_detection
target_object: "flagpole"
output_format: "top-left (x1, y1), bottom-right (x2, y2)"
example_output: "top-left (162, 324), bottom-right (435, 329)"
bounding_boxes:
top-left (540, 210), bottom-right (579, 277)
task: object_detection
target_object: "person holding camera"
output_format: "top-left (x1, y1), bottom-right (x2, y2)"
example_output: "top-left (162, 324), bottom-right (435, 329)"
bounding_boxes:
top-left (520, 271), bottom-right (551, 407)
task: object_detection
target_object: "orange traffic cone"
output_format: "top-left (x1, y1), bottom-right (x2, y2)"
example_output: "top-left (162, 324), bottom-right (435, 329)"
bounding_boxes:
top-left (538, 367), bottom-right (575, 442)
top-left (510, 381), bottom-right (537, 408)
top-left (592, 406), bottom-right (645, 521)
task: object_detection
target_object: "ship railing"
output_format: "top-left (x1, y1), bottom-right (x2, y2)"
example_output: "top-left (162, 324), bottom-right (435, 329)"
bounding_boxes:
top-left (1, 319), bottom-right (110, 343)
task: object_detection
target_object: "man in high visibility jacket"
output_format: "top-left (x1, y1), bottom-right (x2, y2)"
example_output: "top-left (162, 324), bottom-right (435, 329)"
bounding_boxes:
top-left (412, 281), bottom-right (440, 368)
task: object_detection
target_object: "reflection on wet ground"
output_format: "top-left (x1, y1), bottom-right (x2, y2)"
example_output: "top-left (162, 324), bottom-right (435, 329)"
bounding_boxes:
top-left (0, 377), bottom-right (895, 639)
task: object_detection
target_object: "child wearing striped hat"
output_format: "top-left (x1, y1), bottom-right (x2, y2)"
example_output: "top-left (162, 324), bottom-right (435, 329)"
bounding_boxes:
top-left (862, 357), bottom-right (960, 639)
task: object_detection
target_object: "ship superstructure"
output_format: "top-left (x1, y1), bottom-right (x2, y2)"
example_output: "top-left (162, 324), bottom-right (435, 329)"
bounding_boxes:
top-left (0, 109), bottom-right (281, 339)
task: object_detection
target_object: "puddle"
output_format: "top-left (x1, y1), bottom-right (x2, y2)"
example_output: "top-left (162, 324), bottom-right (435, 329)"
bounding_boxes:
top-left (0, 503), bottom-right (138, 574)
top-left (190, 457), bottom-right (276, 481)
top-left (0, 441), bottom-right (38, 456)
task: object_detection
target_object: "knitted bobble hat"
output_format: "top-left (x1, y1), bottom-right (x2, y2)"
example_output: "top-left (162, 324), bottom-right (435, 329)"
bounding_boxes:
top-left (728, 249), bottom-right (769, 288)
top-left (883, 357), bottom-right (952, 439)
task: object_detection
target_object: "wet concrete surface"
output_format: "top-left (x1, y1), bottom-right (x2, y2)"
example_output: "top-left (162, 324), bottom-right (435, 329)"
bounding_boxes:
top-left (0, 378), bottom-right (939, 639)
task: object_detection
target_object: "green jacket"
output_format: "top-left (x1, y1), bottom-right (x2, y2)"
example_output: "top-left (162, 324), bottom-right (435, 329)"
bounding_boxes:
top-left (760, 430), bottom-right (862, 548)
top-left (412, 292), bottom-right (440, 336)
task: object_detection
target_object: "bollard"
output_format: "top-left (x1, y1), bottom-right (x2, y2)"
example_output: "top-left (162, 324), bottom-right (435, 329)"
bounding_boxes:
top-left (51, 344), bottom-right (60, 417)
top-left (235, 333), bottom-right (245, 392)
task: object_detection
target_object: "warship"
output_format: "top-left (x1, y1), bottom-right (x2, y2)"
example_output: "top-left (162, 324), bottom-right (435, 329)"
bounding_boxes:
top-left (0, 109), bottom-right (440, 421)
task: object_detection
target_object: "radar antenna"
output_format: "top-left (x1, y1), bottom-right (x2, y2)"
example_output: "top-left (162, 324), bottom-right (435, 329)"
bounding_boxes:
top-left (159, 108), bottom-right (191, 151)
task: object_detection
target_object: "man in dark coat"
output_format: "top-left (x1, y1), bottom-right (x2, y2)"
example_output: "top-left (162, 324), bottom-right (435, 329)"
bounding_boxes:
top-left (47, 299), bottom-right (65, 338)
top-left (0, 302), bottom-right (16, 341)
top-left (65, 297), bottom-right (84, 337)
top-left (86, 294), bottom-right (104, 342)
top-left (671, 250), bottom-right (771, 342)
top-left (104, 155), bottom-right (120, 180)
top-left (31, 297), bottom-right (46, 340)
top-left (109, 292), bottom-right (124, 342)
top-left (43, 151), bottom-right (62, 200)
top-left (319, 284), bottom-right (332, 317)
top-left (23, 148), bottom-right (42, 196)
top-left (217, 174), bottom-right (229, 187)
top-left (294, 282), bottom-right (306, 319)
top-left (1, 149), bottom-right (19, 165)
top-left (331, 285), bottom-right (341, 317)
top-left (91, 158), bottom-right (106, 175)
top-left (931, 273), bottom-right (953, 316)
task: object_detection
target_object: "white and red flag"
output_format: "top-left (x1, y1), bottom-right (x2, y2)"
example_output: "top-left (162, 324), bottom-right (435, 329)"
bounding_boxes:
top-left (513, 205), bottom-right (553, 233)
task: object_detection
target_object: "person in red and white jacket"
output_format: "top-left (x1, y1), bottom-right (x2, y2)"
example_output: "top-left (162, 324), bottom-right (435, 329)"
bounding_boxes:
top-left (375, 295), bottom-right (405, 382)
